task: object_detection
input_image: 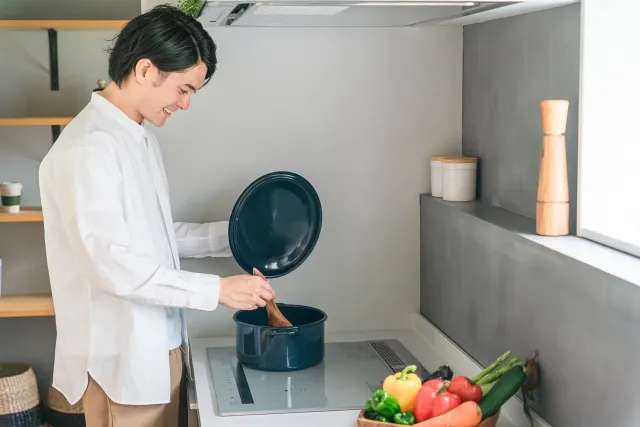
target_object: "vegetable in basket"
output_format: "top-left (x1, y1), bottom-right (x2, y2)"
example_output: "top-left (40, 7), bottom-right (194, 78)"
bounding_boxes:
top-left (393, 411), bottom-right (416, 425)
top-left (383, 365), bottom-right (423, 412)
top-left (413, 401), bottom-right (483, 427)
top-left (422, 365), bottom-right (454, 383)
top-left (364, 399), bottom-right (378, 419)
top-left (413, 379), bottom-right (462, 423)
top-left (478, 364), bottom-right (529, 420)
top-left (447, 350), bottom-right (517, 403)
top-left (368, 390), bottom-right (402, 419)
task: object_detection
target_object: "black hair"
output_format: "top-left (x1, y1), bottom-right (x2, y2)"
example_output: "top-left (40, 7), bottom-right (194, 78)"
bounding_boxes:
top-left (107, 4), bottom-right (217, 87)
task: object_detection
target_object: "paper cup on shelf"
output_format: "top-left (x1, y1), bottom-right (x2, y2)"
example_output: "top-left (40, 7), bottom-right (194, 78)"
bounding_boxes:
top-left (0, 182), bottom-right (23, 213)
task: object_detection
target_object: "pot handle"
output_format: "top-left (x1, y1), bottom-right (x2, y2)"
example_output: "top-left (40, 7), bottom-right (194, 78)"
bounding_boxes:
top-left (268, 328), bottom-right (300, 337)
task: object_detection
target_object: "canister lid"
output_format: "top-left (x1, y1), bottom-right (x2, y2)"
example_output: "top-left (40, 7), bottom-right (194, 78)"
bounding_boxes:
top-left (430, 155), bottom-right (458, 161)
top-left (441, 156), bottom-right (477, 164)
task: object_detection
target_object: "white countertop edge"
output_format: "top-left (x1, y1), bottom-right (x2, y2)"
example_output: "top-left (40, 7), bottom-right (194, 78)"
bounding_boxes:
top-left (189, 313), bottom-right (551, 427)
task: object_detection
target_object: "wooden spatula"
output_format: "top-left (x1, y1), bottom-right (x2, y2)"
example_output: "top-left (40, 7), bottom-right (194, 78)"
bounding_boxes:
top-left (252, 268), bottom-right (293, 327)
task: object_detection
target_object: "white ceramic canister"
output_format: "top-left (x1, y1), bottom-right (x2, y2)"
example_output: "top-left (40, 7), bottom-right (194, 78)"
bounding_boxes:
top-left (430, 155), bottom-right (457, 197)
top-left (430, 156), bottom-right (444, 197)
top-left (442, 157), bottom-right (478, 202)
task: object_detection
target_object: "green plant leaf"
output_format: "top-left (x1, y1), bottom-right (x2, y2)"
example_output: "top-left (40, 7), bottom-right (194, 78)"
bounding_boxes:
top-left (178, 0), bottom-right (204, 18)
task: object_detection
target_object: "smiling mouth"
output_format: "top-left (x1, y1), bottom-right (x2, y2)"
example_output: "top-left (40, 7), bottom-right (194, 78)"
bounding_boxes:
top-left (163, 107), bottom-right (172, 116)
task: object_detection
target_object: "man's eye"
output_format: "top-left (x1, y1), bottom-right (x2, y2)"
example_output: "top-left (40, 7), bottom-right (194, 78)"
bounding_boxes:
top-left (179, 89), bottom-right (188, 95)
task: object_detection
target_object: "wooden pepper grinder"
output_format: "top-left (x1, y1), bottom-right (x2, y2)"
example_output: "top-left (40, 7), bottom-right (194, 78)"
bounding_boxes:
top-left (536, 100), bottom-right (569, 236)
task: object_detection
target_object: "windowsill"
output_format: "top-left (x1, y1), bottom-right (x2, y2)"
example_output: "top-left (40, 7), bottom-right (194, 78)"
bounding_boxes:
top-left (424, 195), bottom-right (640, 288)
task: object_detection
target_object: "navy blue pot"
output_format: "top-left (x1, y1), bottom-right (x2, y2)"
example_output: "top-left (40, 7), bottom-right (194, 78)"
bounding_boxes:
top-left (233, 304), bottom-right (327, 371)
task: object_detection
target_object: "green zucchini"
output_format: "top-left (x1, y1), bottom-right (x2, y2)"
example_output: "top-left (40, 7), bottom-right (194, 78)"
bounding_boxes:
top-left (478, 365), bottom-right (527, 419)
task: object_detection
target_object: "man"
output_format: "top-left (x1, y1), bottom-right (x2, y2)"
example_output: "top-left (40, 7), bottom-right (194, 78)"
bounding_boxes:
top-left (38, 5), bottom-right (274, 427)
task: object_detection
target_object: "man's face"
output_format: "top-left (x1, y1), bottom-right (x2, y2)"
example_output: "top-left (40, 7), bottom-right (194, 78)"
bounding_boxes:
top-left (134, 59), bottom-right (208, 127)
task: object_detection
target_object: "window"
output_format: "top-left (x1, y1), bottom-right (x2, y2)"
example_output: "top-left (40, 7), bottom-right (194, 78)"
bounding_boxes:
top-left (577, 0), bottom-right (640, 258)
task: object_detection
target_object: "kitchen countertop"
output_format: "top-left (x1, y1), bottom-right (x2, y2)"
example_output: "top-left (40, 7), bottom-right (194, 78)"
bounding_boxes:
top-left (189, 313), bottom-right (552, 427)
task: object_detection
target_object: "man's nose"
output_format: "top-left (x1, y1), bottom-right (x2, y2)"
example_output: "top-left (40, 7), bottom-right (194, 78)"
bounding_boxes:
top-left (177, 96), bottom-right (190, 111)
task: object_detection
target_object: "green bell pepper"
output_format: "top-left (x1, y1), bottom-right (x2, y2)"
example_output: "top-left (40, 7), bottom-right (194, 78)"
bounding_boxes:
top-left (370, 390), bottom-right (401, 419)
top-left (374, 414), bottom-right (390, 422)
top-left (363, 400), bottom-right (377, 419)
top-left (393, 411), bottom-right (416, 425)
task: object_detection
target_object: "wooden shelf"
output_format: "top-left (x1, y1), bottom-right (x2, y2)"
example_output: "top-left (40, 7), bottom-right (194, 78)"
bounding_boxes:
top-left (0, 20), bottom-right (129, 30)
top-left (0, 208), bottom-right (43, 223)
top-left (0, 294), bottom-right (54, 318)
top-left (0, 117), bottom-right (72, 126)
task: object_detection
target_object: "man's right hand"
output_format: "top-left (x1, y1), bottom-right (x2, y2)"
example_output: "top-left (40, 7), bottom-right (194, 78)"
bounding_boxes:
top-left (218, 274), bottom-right (275, 310)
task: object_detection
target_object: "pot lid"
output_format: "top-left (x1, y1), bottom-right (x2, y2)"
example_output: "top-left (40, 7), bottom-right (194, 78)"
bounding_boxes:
top-left (228, 171), bottom-right (322, 279)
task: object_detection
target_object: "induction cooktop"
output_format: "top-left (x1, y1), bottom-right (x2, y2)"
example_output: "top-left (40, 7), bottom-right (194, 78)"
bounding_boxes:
top-left (206, 339), bottom-right (429, 416)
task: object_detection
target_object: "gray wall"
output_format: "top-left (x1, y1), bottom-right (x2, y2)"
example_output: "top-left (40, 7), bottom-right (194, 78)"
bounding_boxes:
top-left (0, 25), bottom-right (463, 397)
top-left (420, 196), bottom-right (640, 427)
top-left (419, 3), bottom-right (640, 427)
top-left (462, 4), bottom-right (581, 232)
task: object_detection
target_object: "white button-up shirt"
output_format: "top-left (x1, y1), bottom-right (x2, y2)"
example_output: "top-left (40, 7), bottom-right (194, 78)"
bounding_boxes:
top-left (39, 92), bottom-right (231, 406)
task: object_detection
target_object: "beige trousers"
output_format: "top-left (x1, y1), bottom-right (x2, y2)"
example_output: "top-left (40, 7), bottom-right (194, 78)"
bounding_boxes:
top-left (82, 348), bottom-right (183, 427)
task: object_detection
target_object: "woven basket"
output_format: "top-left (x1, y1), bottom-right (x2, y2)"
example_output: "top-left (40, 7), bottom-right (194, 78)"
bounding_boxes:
top-left (0, 363), bottom-right (44, 427)
top-left (356, 408), bottom-right (500, 427)
top-left (44, 383), bottom-right (86, 427)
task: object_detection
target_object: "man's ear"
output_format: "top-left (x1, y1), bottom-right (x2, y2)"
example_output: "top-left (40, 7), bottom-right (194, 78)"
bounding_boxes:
top-left (134, 58), bottom-right (154, 84)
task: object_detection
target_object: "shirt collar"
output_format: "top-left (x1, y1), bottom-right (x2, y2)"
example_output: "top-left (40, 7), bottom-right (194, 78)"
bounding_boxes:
top-left (90, 92), bottom-right (147, 141)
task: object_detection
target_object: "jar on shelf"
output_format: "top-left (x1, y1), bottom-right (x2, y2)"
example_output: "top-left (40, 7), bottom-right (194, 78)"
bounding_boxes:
top-left (442, 156), bottom-right (478, 202)
top-left (430, 155), bottom-right (457, 198)
top-left (93, 79), bottom-right (107, 92)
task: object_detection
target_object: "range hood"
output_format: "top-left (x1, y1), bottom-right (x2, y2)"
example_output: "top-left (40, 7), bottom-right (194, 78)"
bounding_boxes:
top-left (194, 0), bottom-right (572, 27)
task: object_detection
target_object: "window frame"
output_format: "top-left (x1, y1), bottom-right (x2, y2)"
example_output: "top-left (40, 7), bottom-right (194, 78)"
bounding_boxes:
top-left (575, 0), bottom-right (640, 259)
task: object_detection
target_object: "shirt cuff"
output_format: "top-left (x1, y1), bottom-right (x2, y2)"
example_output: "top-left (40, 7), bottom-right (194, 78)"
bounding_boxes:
top-left (188, 272), bottom-right (221, 311)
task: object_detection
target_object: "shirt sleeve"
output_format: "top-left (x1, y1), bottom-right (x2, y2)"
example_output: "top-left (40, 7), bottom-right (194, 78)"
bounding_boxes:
top-left (52, 131), bottom-right (220, 311)
top-left (173, 221), bottom-right (233, 258)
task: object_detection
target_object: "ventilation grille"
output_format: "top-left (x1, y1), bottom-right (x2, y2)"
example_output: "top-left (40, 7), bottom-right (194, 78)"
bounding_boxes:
top-left (368, 340), bottom-right (407, 372)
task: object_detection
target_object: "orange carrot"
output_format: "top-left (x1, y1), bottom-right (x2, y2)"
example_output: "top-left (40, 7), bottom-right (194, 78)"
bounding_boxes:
top-left (413, 401), bottom-right (483, 427)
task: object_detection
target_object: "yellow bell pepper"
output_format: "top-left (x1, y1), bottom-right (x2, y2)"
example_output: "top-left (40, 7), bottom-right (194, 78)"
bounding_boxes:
top-left (382, 365), bottom-right (423, 412)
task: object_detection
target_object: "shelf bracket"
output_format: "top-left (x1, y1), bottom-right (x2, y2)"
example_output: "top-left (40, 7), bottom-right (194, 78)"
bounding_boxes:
top-left (48, 28), bottom-right (59, 91)
top-left (48, 28), bottom-right (60, 144)
top-left (51, 125), bottom-right (61, 143)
